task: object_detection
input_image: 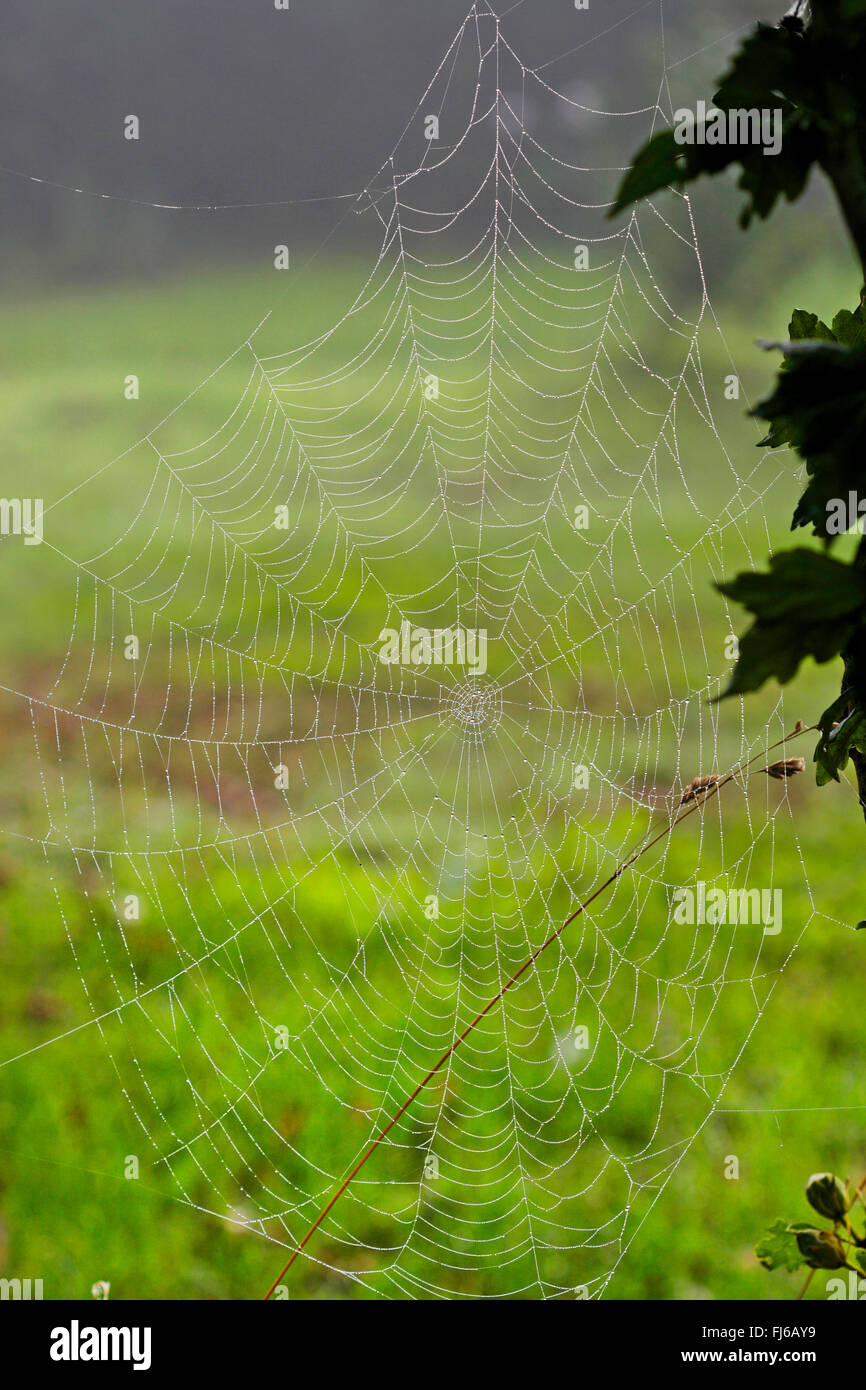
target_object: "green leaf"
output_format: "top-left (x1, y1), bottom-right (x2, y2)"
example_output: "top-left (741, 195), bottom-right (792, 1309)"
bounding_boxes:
top-left (788, 309), bottom-right (836, 344)
top-left (734, 127), bottom-right (819, 228)
top-left (815, 694), bottom-right (866, 783)
top-left (831, 1), bottom-right (866, 27)
top-left (831, 304), bottom-right (866, 348)
top-left (608, 131), bottom-right (687, 218)
top-left (756, 1218), bottom-right (809, 1272)
top-left (716, 549), bottom-right (866, 697)
top-left (609, 18), bottom-right (820, 224)
top-left (751, 340), bottom-right (866, 539)
top-left (719, 549), bottom-right (866, 622)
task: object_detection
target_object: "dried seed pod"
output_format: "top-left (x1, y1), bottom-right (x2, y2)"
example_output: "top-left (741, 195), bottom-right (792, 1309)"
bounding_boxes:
top-left (765, 757), bottom-right (806, 780)
top-left (678, 774), bottom-right (720, 805)
top-left (795, 1228), bottom-right (847, 1270)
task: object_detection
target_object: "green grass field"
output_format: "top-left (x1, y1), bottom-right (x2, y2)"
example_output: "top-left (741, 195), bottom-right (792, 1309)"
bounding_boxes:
top-left (1, 256), bottom-right (865, 1302)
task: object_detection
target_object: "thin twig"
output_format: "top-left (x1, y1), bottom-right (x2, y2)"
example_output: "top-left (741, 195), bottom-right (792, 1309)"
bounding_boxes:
top-left (263, 722), bottom-right (813, 1298)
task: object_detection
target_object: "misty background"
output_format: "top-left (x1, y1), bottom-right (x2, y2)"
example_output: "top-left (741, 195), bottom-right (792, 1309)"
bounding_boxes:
top-left (0, 0), bottom-right (847, 295)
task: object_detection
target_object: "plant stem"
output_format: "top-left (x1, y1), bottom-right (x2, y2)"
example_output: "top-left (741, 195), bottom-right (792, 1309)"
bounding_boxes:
top-left (262, 723), bottom-right (812, 1298)
top-left (820, 130), bottom-right (866, 285)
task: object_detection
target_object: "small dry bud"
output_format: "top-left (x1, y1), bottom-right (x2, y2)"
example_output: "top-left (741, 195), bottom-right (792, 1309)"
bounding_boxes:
top-left (765, 758), bottom-right (805, 780)
top-left (805, 1172), bottom-right (849, 1222)
top-left (679, 774), bottom-right (720, 805)
top-left (795, 1228), bottom-right (847, 1271)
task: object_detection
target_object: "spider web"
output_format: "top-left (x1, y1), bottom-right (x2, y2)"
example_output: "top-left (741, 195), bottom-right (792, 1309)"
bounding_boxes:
top-left (4, 3), bottom-right (827, 1299)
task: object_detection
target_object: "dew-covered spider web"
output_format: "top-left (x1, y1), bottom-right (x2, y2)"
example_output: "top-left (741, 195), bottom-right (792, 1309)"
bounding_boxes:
top-left (3, 2), bottom-right (840, 1299)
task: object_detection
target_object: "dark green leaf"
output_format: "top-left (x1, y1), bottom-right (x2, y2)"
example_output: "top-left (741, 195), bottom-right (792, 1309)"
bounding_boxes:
top-left (607, 131), bottom-right (683, 217)
top-left (751, 340), bottom-right (866, 539)
top-left (610, 19), bottom-right (820, 224)
top-left (828, 1), bottom-right (866, 27)
top-left (719, 549), bottom-right (866, 622)
top-left (815, 694), bottom-right (866, 783)
top-left (735, 127), bottom-right (820, 228)
top-left (831, 304), bottom-right (866, 347)
top-left (788, 309), bottom-right (836, 344)
top-left (716, 549), bottom-right (866, 696)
